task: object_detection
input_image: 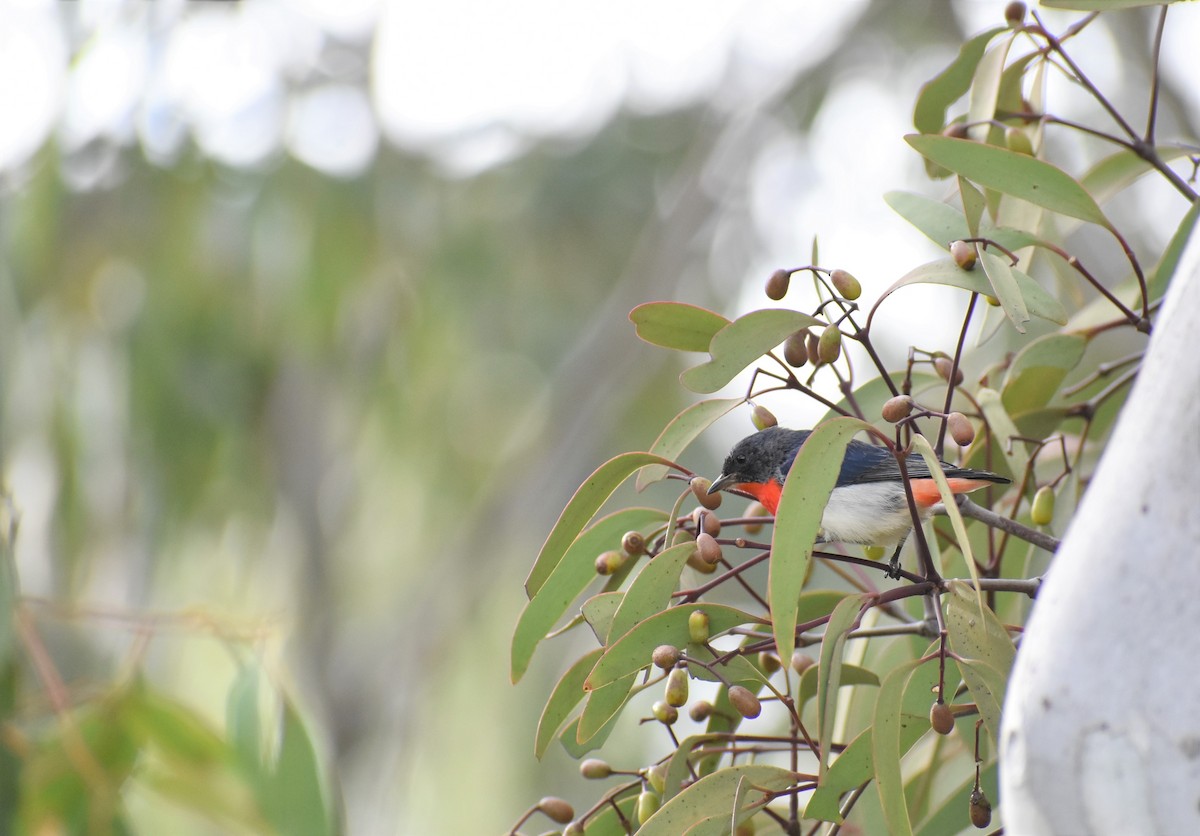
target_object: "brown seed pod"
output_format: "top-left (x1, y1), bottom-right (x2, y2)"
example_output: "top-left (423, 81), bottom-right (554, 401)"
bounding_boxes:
top-left (930, 701), bottom-right (955, 735)
top-left (621, 530), bottom-right (646, 556)
top-left (728, 685), bottom-right (762, 719)
top-left (950, 239), bottom-right (977, 271)
top-left (784, 330), bottom-right (809, 368)
top-left (757, 651), bottom-right (782, 675)
top-left (580, 758), bottom-right (612, 779)
top-left (765, 268), bottom-right (791, 301)
top-left (969, 788), bottom-right (992, 828)
top-left (696, 509), bottom-right (721, 537)
top-left (691, 476), bottom-right (722, 510)
top-left (652, 644), bottom-right (682, 670)
top-left (751, 404), bottom-right (777, 431)
top-left (651, 700), bottom-right (678, 725)
top-left (830, 269), bottom-right (862, 301)
top-left (538, 796), bottom-right (575, 825)
top-left (947, 412), bottom-right (976, 447)
top-left (595, 550), bottom-right (627, 576)
top-left (790, 651), bottom-right (816, 675)
top-left (1005, 1), bottom-right (1026, 26)
top-left (665, 667), bottom-right (689, 707)
top-left (882, 394), bottom-right (915, 423)
top-left (933, 356), bottom-right (964, 385)
top-left (696, 532), bottom-right (723, 565)
top-left (688, 700), bottom-right (714, 722)
top-left (806, 330), bottom-right (822, 365)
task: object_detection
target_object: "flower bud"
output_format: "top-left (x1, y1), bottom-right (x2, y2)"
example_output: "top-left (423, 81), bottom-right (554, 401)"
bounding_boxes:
top-left (882, 395), bottom-right (914, 423)
top-left (728, 685), bottom-right (762, 719)
top-left (950, 240), bottom-right (977, 271)
top-left (689, 701), bottom-right (713, 722)
top-left (830, 269), bottom-right (861, 301)
top-left (930, 701), bottom-right (955, 735)
top-left (751, 404), bottom-right (777, 431)
top-left (621, 530), bottom-right (646, 556)
top-left (765, 269), bottom-right (791, 301)
top-left (1005, 126), bottom-right (1034, 156)
top-left (652, 644), bottom-right (681, 670)
top-left (538, 797), bottom-right (575, 825)
top-left (933, 356), bottom-right (964, 385)
top-left (651, 700), bottom-right (678, 725)
top-left (969, 788), bottom-right (992, 828)
top-left (790, 651), bottom-right (815, 675)
top-left (696, 532), bottom-right (722, 565)
top-left (636, 790), bottom-right (661, 825)
top-left (817, 325), bottom-right (842, 364)
top-left (1031, 485), bottom-right (1055, 526)
top-left (665, 667), bottom-right (689, 707)
top-left (691, 476), bottom-right (722, 510)
top-left (1005, 1), bottom-right (1026, 26)
top-left (580, 758), bottom-right (612, 779)
top-left (783, 330), bottom-right (808, 368)
top-left (947, 412), bottom-right (975, 447)
top-left (595, 550), bottom-right (628, 576)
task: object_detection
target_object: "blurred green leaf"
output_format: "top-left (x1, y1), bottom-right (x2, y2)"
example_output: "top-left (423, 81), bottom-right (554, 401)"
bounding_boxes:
top-left (876, 258), bottom-right (1065, 325)
top-left (629, 302), bottom-right (730, 352)
top-left (226, 665), bottom-right (262, 771)
top-left (535, 648), bottom-right (603, 759)
top-left (966, 34), bottom-right (1014, 139)
top-left (816, 593), bottom-right (869, 779)
top-left (771, 417), bottom-right (871, 663)
top-left (584, 604), bottom-right (765, 690)
top-left (871, 657), bottom-right (928, 836)
top-left (680, 309), bottom-right (823, 394)
top-left (914, 759), bottom-right (999, 836)
top-left (906, 135), bottom-right (1110, 227)
top-left (525, 452), bottom-right (678, 599)
top-left (581, 592), bottom-right (625, 645)
top-left (913, 28), bottom-right (1006, 133)
top-left (513, 507), bottom-right (667, 681)
top-left (976, 387), bottom-right (1029, 477)
top-left (979, 249), bottom-right (1030, 333)
top-left (637, 398), bottom-right (743, 490)
top-left (260, 698), bottom-right (334, 836)
top-left (1081, 146), bottom-right (1191, 207)
top-left (125, 689), bottom-right (228, 767)
top-left (638, 764), bottom-right (795, 835)
top-left (1001, 333), bottom-right (1088, 416)
top-left (945, 581), bottom-right (1014, 746)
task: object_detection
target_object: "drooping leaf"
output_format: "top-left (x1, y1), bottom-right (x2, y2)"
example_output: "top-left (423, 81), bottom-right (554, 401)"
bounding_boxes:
top-left (906, 134), bottom-right (1110, 228)
top-left (629, 302), bottom-right (730, 352)
top-left (883, 191), bottom-right (1040, 254)
top-left (816, 594), bottom-right (869, 779)
top-left (638, 765), bottom-right (796, 836)
top-left (607, 542), bottom-right (695, 642)
top-left (260, 698), bottom-right (334, 836)
top-left (535, 648), bottom-right (603, 758)
top-left (798, 663), bottom-right (879, 712)
top-left (637, 398), bottom-right (743, 489)
top-left (771, 416), bottom-right (877, 663)
top-left (913, 27), bottom-right (1007, 133)
top-left (959, 177), bottom-right (986, 237)
top-left (585, 603), bottom-right (765, 691)
top-left (680, 309), bottom-right (823, 394)
top-left (524, 452), bottom-right (678, 599)
top-left (976, 387), bottom-right (1029, 477)
top-left (979, 249), bottom-right (1030, 332)
top-left (966, 34), bottom-right (1014, 140)
top-left (226, 665), bottom-right (262, 772)
top-left (581, 592), bottom-right (625, 645)
top-left (874, 258), bottom-right (1065, 326)
top-left (576, 674), bottom-right (638, 746)
top-left (1001, 333), bottom-right (1088, 416)
top-left (944, 580), bottom-right (1015, 745)
top-left (513, 507), bottom-right (667, 681)
top-left (871, 657), bottom-right (928, 836)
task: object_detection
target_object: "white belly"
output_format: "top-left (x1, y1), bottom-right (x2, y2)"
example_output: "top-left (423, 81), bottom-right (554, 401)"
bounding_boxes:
top-left (819, 482), bottom-right (930, 545)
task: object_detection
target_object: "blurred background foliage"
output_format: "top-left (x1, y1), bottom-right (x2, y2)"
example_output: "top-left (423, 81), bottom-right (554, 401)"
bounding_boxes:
top-left (0, 0), bottom-right (1195, 833)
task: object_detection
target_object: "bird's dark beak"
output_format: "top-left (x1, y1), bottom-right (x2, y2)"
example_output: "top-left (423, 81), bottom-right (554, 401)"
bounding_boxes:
top-left (707, 473), bottom-right (736, 494)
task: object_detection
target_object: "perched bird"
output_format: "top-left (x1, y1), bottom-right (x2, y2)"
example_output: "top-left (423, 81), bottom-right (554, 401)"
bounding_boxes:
top-left (708, 426), bottom-right (1010, 576)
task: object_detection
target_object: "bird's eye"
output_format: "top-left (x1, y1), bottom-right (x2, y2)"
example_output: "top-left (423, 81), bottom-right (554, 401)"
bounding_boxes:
top-left (735, 454), bottom-right (746, 465)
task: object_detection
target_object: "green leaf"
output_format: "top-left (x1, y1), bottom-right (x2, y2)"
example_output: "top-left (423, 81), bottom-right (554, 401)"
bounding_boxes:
top-left (976, 387), bottom-right (1028, 477)
top-left (638, 765), bottom-right (796, 835)
top-left (875, 258), bottom-right (1065, 326)
top-left (771, 417), bottom-right (873, 663)
top-left (1149, 198), bottom-right (1200, 297)
top-left (535, 648), bottom-right (603, 758)
top-left (524, 452), bottom-right (678, 599)
top-left (1001, 333), bottom-right (1088, 416)
top-left (578, 791), bottom-right (637, 836)
top-left (637, 398), bottom-right (743, 490)
top-left (585, 603), bottom-right (765, 691)
top-left (630, 301), bottom-right (730, 352)
top-left (798, 663), bottom-right (879, 713)
top-left (513, 507), bottom-right (667, 681)
top-left (680, 309), bottom-right (823, 394)
top-left (944, 580), bottom-right (1015, 746)
top-left (663, 734), bottom-right (719, 800)
top-left (913, 28), bottom-right (1006, 133)
top-left (914, 759), bottom-right (999, 836)
top-left (959, 177), bottom-right (986, 237)
top-left (807, 650), bottom-right (938, 822)
top-left (124, 690), bottom-right (228, 767)
top-left (1081, 146), bottom-right (1192, 208)
top-left (966, 34), bottom-right (1014, 139)
top-left (978, 249), bottom-right (1030, 333)
top-left (577, 674), bottom-right (637, 745)
top-left (226, 666), bottom-right (262, 771)
top-left (883, 192), bottom-right (1040, 253)
top-left (581, 592), bottom-right (625, 645)
top-left (0, 496), bottom-right (17, 675)
top-left (1043, 0), bottom-right (1176, 8)
top-left (872, 657), bottom-right (928, 836)
top-left (607, 542), bottom-right (695, 642)
top-left (816, 594), bottom-right (869, 779)
top-left (906, 134), bottom-right (1110, 227)
top-left (261, 698), bottom-right (334, 836)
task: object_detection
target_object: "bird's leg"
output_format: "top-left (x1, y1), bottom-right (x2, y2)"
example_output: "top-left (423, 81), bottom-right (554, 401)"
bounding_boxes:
top-left (885, 533), bottom-right (909, 580)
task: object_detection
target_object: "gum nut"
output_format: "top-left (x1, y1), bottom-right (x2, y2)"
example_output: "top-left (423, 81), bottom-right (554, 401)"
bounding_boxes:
top-left (784, 330), bottom-right (808, 368)
top-left (882, 395), bottom-right (914, 423)
top-left (947, 412), bottom-right (975, 446)
top-left (538, 797), bottom-right (575, 825)
top-left (652, 644), bottom-right (681, 670)
top-left (817, 325), bottom-right (842, 364)
top-left (830, 269), bottom-right (861, 301)
top-left (688, 610), bottom-right (710, 643)
top-left (950, 240), bottom-right (977, 271)
top-left (728, 685), bottom-right (762, 719)
top-left (696, 532), bottom-right (722, 565)
top-left (765, 269), bottom-right (790, 301)
top-left (930, 701), bottom-right (955, 735)
top-left (751, 404), bottom-right (778, 431)
top-left (1031, 485), bottom-right (1055, 526)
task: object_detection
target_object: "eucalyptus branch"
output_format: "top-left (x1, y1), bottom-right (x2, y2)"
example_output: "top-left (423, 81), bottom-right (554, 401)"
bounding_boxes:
top-left (935, 292), bottom-right (979, 457)
top-left (954, 496), bottom-right (1061, 553)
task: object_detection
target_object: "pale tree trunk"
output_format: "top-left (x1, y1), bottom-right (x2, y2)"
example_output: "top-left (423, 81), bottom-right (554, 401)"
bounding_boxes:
top-left (1000, 229), bottom-right (1200, 834)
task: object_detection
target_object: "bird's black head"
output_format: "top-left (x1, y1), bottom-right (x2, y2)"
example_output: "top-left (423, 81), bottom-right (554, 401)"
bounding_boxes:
top-left (709, 427), bottom-right (809, 493)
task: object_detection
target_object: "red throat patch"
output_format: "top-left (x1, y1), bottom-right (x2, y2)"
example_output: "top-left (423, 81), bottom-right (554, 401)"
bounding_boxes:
top-left (735, 480), bottom-right (783, 515)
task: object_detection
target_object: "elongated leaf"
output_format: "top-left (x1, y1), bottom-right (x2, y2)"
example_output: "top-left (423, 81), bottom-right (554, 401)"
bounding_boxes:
top-left (976, 387), bottom-right (1028, 477)
top-left (585, 603), bottom-right (765, 690)
top-left (872, 657), bottom-right (928, 836)
top-left (906, 134), bottom-right (1110, 227)
top-left (910, 434), bottom-right (976, 582)
top-left (799, 663), bottom-right (879, 712)
top-left (525, 452), bottom-right (677, 598)
top-left (875, 258), bottom-right (1065, 325)
top-left (226, 665), bottom-right (262, 771)
top-left (959, 177), bottom-right (986, 237)
top-left (630, 302), bottom-right (730, 352)
top-left (680, 309), bottom-right (823, 394)
top-left (664, 734), bottom-right (721, 801)
top-left (577, 674), bottom-right (638, 745)
top-left (581, 592), bottom-right (624, 645)
top-left (578, 790), bottom-right (637, 835)
top-left (514, 508), bottom-right (667, 681)
top-left (816, 594), bottom-right (869, 779)
top-left (771, 417), bottom-right (873, 663)
top-left (884, 191), bottom-right (1040, 254)
top-left (1001, 333), bottom-right (1088, 416)
top-left (262, 698), bottom-right (334, 836)
top-left (914, 760), bottom-right (999, 836)
top-left (979, 249), bottom-right (1030, 332)
top-left (638, 765), bottom-right (796, 836)
top-left (944, 580), bottom-right (1015, 745)
top-left (638, 398), bottom-right (743, 490)
top-left (535, 648), bottom-right (604, 758)
top-left (913, 27), bottom-right (1006, 133)
top-left (966, 35), bottom-right (1014, 141)
top-left (607, 542), bottom-right (694, 642)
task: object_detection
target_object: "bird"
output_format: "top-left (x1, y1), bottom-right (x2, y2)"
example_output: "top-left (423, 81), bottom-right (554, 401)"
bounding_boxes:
top-left (707, 426), bottom-right (1010, 577)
